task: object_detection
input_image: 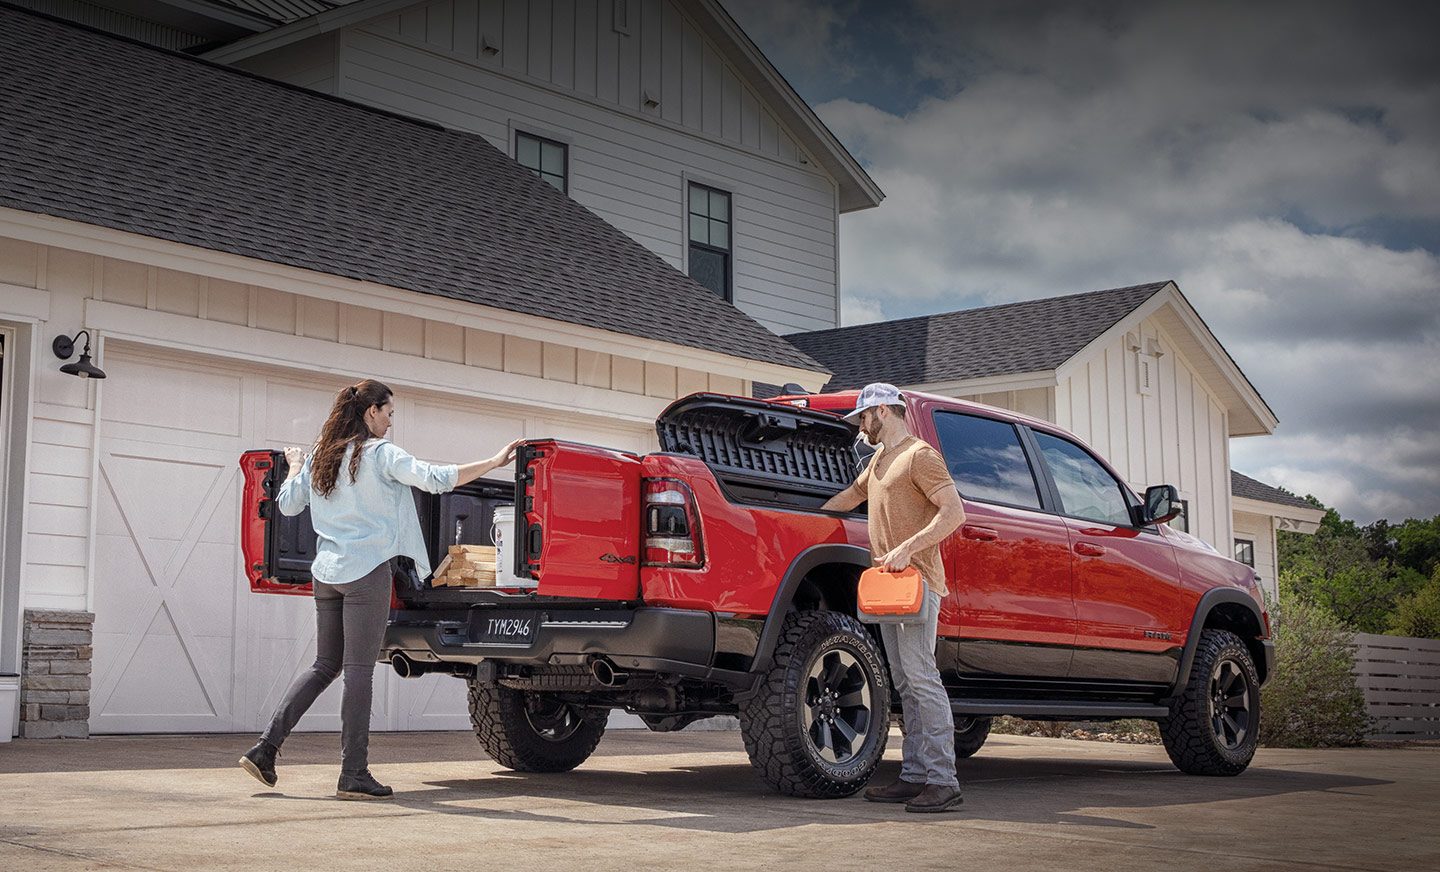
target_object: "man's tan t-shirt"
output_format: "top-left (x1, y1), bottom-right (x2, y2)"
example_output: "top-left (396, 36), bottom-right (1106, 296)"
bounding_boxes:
top-left (852, 435), bottom-right (958, 595)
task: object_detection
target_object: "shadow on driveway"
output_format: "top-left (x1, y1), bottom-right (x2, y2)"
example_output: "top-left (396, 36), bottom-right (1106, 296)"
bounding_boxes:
top-left (254, 752), bottom-right (1390, 834)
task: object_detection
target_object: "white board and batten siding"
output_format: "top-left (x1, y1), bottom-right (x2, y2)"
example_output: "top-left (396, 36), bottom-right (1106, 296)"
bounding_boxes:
top-left (236, 0), bottom-right (842, 334)
top-left (1231, 510), bottom-right (1277, 600)
top-left (1055, 314), bottom-right (1233, 551)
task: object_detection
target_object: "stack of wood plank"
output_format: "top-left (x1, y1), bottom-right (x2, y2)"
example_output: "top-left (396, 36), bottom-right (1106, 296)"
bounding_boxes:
top-left (430, 544), bottom-right (497, 587)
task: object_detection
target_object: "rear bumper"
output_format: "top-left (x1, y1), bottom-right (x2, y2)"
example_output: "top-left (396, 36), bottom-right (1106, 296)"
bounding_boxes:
top-left (383, 606), bottom-right (719, 678)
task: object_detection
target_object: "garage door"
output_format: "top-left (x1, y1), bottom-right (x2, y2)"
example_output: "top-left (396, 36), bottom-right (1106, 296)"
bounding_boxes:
top-left (90, 346), bottom-right (650, 734)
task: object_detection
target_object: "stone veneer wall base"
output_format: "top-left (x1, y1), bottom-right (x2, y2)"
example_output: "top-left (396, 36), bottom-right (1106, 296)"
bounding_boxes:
top-left (21, 609), bottom-right (93, 739)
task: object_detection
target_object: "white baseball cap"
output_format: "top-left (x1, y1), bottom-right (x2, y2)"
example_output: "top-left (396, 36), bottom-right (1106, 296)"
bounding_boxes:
top-left (844, 382), bottom-right (904, 421)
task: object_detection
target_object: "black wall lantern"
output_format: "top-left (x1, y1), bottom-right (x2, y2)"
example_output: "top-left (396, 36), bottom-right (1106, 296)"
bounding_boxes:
top-left (53, 330), bottom-right (106, 379)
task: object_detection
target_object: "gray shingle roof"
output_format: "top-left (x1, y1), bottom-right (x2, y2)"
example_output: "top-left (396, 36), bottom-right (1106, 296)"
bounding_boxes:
top-left (1231, 470), bottom-right (1315, 512)
top-left (784, 283), bottom-right (1169, 391)
top-left (0, 6), bottom-right (823, 373)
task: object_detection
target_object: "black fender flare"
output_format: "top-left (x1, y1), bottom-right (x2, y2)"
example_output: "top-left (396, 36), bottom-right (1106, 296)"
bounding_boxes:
top-left (749, 543), bottom-right (873, 674)
top-left (1165, 587), bottom-right (1266, 699)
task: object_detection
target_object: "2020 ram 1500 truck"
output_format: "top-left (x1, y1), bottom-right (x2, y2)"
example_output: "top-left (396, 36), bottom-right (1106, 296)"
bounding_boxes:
top-left (241, 390), bottom-right (1273, 798)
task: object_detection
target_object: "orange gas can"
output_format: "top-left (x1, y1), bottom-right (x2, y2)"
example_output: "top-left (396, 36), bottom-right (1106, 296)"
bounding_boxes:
top-left (857, 565), bottom-right (925, 623)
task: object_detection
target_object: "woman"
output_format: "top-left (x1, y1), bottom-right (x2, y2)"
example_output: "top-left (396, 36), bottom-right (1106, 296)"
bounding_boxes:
top-left (239, 379), bottom-right (519, 800)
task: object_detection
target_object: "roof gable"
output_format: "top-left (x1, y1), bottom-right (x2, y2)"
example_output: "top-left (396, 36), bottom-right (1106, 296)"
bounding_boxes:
top-left (200, 0), bottom-right (883, 213)
top-left (0, 6), bottom-right (822, 373)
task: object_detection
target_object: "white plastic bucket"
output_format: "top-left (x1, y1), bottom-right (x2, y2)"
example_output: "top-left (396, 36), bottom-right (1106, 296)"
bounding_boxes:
top-left (490, 506), bottom-right (536, 588)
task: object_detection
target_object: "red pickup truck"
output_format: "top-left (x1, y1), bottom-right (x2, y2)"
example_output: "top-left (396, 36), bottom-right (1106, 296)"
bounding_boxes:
top-left (241, 390), bottom-right (1272, 798)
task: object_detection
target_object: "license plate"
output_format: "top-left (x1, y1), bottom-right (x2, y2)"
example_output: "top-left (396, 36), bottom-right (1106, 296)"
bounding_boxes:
top-left (473, 611), bottom-right (539, 646)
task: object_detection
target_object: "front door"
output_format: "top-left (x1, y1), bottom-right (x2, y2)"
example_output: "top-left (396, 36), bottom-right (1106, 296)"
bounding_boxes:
top-left (1028, 430), bottom-right (1186, 684)
top-left (926, 408), bottom-right (1077, 680)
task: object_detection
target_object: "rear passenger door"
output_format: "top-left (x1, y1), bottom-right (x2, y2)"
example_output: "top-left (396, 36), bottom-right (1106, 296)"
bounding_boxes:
top-left (1027, 430), bottom-right (1187, 684)
top-left (928, 409), bottom-right (1077, 679)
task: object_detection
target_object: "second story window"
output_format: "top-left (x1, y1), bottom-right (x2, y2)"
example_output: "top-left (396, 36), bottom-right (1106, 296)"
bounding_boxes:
top-left (516, 131), bottom-right (566, 193)
top-left (688, 182), bottom-right (731, 300)
top-left (1170, 499), bottom-right (1191, 533)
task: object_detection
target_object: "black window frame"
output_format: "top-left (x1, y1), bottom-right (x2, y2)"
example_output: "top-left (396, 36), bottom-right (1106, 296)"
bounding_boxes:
top-left (515, 130), bottom-right (568, 194)
top-left (1170, 499), bottom-right (1191, 533)
top-left (1234, 538), bottom-right (1255, 567)
top-left (687, 181), bottom-right (732, 301)
top-left (1023, 426), bottom-right (1150, 531)
top-left (930, 409), bottom-right (1048, 513)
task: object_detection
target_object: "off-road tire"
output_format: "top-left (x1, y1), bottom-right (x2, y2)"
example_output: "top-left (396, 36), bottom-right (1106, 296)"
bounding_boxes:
top-left (953, 716), bottom-right (992, 759)
top-left (739, 610), bottom-right (891, 798)
top-left (1159, 628), bottom-right (1261, 776)
top-left (467, 681), bottom-right (607, 772)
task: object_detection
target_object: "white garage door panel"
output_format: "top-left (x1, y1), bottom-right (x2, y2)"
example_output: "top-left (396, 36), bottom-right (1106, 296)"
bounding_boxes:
top-left (92, 436), bottom-right (242, 733)
top-left (102, 357), bottom-right (244, 437)
top-left (91, 347), bottom-right (651, 734)
top-left (263, 378), bottom-right (345, 446)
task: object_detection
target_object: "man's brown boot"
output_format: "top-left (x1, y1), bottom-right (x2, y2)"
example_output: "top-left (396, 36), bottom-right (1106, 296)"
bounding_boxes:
top-left (863, 778), bottom-right (926, 803)
top-left (905, 783), bottom-right (964, 813)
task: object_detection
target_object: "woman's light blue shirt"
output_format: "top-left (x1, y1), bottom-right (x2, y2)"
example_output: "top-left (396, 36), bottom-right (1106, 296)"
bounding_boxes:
top-left (277, 439), bottom-right (459, 585)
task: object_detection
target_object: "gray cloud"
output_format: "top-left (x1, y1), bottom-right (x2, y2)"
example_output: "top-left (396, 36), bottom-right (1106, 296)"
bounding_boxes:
top-left (727, 0), bottom-right (1440, 522)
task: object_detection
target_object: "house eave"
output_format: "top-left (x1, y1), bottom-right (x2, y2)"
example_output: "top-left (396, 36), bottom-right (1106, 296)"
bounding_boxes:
top-left (1233, 496), bottom-right (1325, 534)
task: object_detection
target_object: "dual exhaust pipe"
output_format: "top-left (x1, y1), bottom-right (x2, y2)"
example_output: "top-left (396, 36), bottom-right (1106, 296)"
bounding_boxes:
top-left (390, 653), bottom-right (468, 679)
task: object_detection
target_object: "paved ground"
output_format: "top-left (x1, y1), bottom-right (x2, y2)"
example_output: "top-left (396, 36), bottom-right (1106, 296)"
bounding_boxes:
top-left (0, 729), bottom-right (1435, 871)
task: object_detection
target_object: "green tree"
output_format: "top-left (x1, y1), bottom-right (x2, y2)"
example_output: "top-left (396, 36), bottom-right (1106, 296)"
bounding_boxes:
top-left (1278, 500), bottom-right (1433, 634)
top-left (1387, 565), bottom-right (1440, 639)
top-left (1392, 516), bottom-right (1440, 578)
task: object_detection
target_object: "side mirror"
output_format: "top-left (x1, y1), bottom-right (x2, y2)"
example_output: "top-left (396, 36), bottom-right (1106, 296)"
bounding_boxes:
top-left (1142, 484), bottom-right (1181, 526)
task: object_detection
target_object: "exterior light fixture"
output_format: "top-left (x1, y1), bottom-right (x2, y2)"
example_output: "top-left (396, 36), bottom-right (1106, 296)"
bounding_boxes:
top-left (52, 329), bottom-right (107, 379)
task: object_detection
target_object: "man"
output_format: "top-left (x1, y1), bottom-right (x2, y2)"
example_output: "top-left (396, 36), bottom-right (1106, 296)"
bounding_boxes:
top-left (822, 383), bottom-right (967, 813)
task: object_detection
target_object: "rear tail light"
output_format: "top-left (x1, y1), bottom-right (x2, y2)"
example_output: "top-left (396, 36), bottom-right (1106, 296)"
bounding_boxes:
top-left (643, 478), bottom-right (704, 568)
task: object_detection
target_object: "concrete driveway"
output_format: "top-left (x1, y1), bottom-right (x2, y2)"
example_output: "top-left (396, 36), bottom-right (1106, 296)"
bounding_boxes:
top-left (0, 730), bottom-right (1435, 871)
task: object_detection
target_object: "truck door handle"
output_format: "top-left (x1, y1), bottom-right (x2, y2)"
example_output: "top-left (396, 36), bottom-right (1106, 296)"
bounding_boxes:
top-left (1074, 541), bottom-right (1106, 557)
top-left (961, 524), bottom-right (999, 541)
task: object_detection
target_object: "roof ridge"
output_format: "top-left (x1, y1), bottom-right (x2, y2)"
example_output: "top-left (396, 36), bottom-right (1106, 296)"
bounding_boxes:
top-left (788, 281), bottom-right (1171, 339)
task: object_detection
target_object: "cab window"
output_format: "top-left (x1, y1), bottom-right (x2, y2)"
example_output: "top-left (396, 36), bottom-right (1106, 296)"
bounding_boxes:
top-left (1031, 431), bottom-right (1132, 526)
top-left (931, 411), bottom-right (1043, 509)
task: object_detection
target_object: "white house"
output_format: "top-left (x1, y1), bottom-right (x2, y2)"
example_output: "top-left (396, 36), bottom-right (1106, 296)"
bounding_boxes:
top-left (2, 1), bottom-right (1315, 741)
top-left (0, 2), bottom-right (856, 737)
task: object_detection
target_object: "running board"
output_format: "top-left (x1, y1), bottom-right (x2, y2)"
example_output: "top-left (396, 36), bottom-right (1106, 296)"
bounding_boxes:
top-left (951, 700), bottom-right (1169, 719)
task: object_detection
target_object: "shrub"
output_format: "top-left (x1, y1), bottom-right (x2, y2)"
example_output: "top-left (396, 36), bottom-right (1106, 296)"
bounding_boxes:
top-left (1387, 566), bottom-right (1440, 639)
top-left (1261, 585), bottom-right (1370, 747)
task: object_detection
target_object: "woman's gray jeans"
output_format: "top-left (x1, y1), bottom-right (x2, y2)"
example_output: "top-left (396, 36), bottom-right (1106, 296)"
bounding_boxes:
top-left (261, 561), bottom-right (391, 775)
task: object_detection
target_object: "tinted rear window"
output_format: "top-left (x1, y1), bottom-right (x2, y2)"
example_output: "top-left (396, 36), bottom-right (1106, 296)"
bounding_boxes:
top-left (932, 411), bottom-right (1042, 509)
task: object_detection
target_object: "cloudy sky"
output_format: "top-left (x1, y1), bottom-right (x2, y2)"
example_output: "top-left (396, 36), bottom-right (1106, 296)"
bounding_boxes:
top-left (726, 0), bottom-right (1440, 524)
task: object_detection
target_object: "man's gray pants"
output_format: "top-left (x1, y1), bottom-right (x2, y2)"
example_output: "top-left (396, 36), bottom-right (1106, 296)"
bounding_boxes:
top-left (879, 590), bottom-right (959, 788)
top-left (261, 561), bottom-right (391, 775)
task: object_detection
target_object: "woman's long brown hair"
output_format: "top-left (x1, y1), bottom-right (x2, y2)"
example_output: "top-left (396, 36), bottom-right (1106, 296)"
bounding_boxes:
top-left (311, 379), bottom-right (393, 498)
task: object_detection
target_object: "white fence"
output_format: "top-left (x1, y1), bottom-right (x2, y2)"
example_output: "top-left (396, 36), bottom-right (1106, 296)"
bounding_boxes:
top-left (1352, 633), bottom-right (1440, 741)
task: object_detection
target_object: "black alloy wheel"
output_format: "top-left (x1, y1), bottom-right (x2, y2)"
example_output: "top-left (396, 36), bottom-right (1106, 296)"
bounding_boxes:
top-left (802, 648), bottom-right (873, 765)
top-left (525, 695), bottom-right (586, 743)
top-left (1209, 658), bottom-right (1252, 750)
